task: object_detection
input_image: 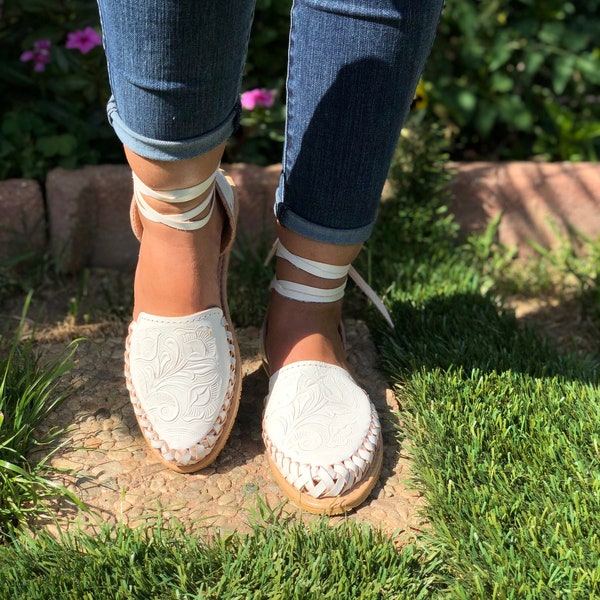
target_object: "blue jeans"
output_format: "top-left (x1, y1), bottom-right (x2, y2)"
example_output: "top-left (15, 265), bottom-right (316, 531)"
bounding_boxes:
top-left (97, 0), bottom-right (443, 245)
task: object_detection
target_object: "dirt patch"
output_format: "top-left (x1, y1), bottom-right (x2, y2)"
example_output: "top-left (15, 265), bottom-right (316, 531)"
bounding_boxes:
top-left (11, 268), bottom-right (597, 541)
top-left (507, 293), bottom-right (600, 357)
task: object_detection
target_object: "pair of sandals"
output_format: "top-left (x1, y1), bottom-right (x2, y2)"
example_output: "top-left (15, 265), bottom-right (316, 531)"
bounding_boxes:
top-left (125, 167), bottom-right (389, 514)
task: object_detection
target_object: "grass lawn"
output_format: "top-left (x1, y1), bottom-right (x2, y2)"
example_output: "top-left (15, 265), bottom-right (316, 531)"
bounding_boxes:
top-left (0, 129), bottom-right (599, 598)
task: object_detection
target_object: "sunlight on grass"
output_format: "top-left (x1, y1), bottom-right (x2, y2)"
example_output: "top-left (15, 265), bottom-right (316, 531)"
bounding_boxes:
top-left (0, 516), bottom-right (438, 599)
top-left (0, 293), bottom-right (84, 540)
top-left (364, 131), bottom-right (600, 596)
top-left (0, 117), bottom-right (599, 598)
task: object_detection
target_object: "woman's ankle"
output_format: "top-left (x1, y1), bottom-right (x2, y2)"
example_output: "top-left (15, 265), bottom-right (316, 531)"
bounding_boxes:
top-left (262, 226), bottom-right (364, 373)
top-left (132, 199), bottom-right (224, 320)
top-left (126, 144), bottom-right (227, 321)
top-left (264, 292), bottom-right (348, 374)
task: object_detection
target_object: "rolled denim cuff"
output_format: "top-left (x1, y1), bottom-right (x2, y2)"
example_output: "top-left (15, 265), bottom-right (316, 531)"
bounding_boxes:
top-left (107, 97), bottom-right (240, 161)
top-left (275, 185), bottom-right (376, 246)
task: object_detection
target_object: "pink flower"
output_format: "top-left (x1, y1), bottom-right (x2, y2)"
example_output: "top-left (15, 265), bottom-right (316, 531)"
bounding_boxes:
top-left (20, 39), bottom-right (52, 72)
top-left (65, 27), bottom-right (102, 54)
top-left (241, 88), bottom-right (275, 110)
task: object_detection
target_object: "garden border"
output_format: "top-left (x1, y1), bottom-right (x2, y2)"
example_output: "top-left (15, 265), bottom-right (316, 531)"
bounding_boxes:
top-left (1, 162), bottom-right (598, 273)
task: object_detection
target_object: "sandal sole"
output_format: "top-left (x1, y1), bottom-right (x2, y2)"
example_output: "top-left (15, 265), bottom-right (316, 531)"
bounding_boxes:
top-left (265, 439), bottom-right (383, 515)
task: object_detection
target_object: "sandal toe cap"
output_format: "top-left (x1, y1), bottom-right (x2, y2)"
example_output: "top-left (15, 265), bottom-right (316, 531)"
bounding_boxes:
top-left (263, 361), bottom-right (381, 499)
top-left (126, 309), bottom-right (236, 461)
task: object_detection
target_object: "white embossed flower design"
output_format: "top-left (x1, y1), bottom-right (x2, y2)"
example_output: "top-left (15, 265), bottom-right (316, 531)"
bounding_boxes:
top-left (277, 371), bottom-right (359, 458)
top-left (132, 325), bottom-right (222, 434)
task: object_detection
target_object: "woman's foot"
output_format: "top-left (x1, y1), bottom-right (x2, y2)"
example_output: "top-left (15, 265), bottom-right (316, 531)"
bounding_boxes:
top-left (261, 226), bottom-right (383, 515)
top-left (124, 147), bottom-right (241, 474)
top-left (127, 144), bottom-right (226, 320)
top-left (262, 224), bottom-right (359, 373)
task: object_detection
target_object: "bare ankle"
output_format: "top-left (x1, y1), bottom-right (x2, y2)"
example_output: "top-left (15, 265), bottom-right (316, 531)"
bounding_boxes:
top-left (133, 194), bottom-right (225, 320)
top-left (264, 293), bottom-right (347, 373)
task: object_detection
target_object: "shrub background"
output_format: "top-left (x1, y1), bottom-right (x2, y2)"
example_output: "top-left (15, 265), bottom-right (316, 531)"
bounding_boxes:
top-left (1, 0), bottom-right (598, 180)
top-left (426, 0), bottom-right (600, 161)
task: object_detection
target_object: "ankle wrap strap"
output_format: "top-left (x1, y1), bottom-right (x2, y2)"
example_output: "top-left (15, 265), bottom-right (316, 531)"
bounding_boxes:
top-left (267, 240), bottom-right (394, 328)
top-left (132, 168), bottom-right (218, 231)
top-left (270, 279), bottom-right (347, 303)
top-left (275, 243), bottom-right (350, 280)
top-left (270, 241), bottom-right (348, 303)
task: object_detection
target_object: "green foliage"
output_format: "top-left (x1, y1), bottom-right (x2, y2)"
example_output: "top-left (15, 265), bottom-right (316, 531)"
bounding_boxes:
top-left (0, 0), bottom-right (121, 180)
top-left (225, 97), bottom-right (286, 166)
top-left (0, 0), bottom-right (294, 176)
top-left (359, 114), bottom-right (484, 304)
top-left (0, 518), bottom-right (437, 599)
top-left (3, 0), bottom-right (598, 178)
top-left (528, 221), bottom-right (600, 324)
top-left (228, 234), bottom-right (274, 328)
top-left (424, 0), bottom-right (600, 160)
top-left (401, 369), bottom-right (600, 598)
top-left (365, 115), bottom-right (458, 270)
top-left (0, 294), bottom-right (85, 540)
top-left (226, 0), bottom-right (291, 164)
top-left (244, 0), bottom-right (292, 92)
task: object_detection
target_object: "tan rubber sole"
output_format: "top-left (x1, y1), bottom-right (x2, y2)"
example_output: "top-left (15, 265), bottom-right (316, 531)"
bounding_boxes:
top-left (266, 440), bottom-right (384, 515)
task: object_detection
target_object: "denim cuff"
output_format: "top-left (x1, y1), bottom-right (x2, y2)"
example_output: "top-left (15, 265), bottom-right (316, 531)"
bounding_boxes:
top-left (275, 188), bottom-right (376, 246)
top-left (106, 97), bottom-right (240, 161)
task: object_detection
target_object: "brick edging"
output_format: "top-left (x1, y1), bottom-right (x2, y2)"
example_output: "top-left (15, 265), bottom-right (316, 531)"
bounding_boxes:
top-left (1, 162), bottom-right (598, 273)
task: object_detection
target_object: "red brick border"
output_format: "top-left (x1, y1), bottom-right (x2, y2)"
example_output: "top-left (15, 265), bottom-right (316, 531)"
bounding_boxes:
top-left (1, 162), bottom-right (598, 272)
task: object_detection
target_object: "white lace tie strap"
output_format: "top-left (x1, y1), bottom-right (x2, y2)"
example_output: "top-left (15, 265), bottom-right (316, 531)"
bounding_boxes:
top-left (275, 242), bottom-right (350, 280)
top-left (267, 240), bottom-right (394, 328)
top-left (269, 240), bottom-right (348, 303)
top-left (347, 266), bottom-right (394, 329)
top-left (270, 279), bottom-right (347, 303)
top-left (132, 167), bottom-right (218, 231)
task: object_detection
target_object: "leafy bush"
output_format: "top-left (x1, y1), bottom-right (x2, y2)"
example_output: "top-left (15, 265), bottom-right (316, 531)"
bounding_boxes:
top-left (0, 0), bottom-right (120, 180)
top-left (225, 0), bottom-right (291, 164)
top-left (424, 0), bottom-right (600, 160)
top-left (2, 0), bottom-right (598, 180)
top-left (0, 0), bottom-right (292, 178)
top-left (225, 84), bottom-right (286, 165)
top-left (244, 0), bottom-right (291, 92)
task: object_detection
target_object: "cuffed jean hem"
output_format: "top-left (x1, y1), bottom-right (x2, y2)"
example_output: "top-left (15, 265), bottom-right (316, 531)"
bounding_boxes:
top-left (107, 97), bottom-right (240, 161)
top-left (275, 187), bottom-right (375, 245)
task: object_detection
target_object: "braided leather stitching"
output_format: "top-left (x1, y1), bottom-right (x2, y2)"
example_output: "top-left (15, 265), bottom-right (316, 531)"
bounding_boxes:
top-left (263, 403), bottom-right (381, 499)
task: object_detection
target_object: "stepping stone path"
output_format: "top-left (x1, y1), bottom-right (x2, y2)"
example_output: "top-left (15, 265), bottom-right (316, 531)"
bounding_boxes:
top-left (38, 318), bottom-right (425, 540)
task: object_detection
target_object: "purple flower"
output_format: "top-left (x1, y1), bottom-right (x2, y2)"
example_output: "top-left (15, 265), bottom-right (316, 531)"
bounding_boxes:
top-left (241, 88), bottom-right (275, 110)
top-left (65, 27), bottom-right (102, 54)
top-left (20, 39), bottom-right (52, 72)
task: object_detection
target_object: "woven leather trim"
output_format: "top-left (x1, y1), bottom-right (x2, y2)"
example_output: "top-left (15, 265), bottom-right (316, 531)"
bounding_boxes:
top-left (124, 315), bottom-right (236, 467)
top-left (263, 403), bottom-right (381, 499)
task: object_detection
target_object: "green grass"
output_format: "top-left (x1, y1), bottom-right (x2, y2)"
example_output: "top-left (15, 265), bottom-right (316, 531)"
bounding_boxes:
top-left (228, 233), bottom-right (274, 328)
top-left (399, 370), bottom-right (600, 597)
top-left (363, 146), bottom-right (600, 596)
top-left (0, 517), bottom-right (437, 599)
top-left (0, 294), bottom-right (84, 539)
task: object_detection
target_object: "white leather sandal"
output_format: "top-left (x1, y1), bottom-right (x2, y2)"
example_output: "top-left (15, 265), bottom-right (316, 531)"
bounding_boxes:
top-left (261, 240), bottom-right (392, 514)
top-left (124, 167), bottom-right (241, 473)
